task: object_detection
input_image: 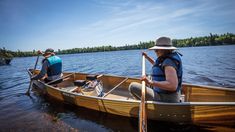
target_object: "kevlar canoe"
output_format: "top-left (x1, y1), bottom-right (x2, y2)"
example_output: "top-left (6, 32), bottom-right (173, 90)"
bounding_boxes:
top-left (28, 69), bottom-right (235, 126)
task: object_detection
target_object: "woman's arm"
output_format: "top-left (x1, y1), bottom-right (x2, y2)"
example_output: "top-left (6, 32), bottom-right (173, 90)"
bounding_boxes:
top-left (142, 66), bottom-right (178, 92)
top-left (142, 52), bottom-right (155, 65)
top-left (31, 60), bottom-right (49, 80)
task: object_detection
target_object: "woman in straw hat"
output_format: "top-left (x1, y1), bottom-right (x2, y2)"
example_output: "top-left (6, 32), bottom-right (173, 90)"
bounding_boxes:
top-left (129, 37), bottom-right (183, 102)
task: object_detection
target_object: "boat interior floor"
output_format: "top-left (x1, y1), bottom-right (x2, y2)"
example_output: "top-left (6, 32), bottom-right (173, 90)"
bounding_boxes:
top-left (54, 81), bottom-right (134, 100)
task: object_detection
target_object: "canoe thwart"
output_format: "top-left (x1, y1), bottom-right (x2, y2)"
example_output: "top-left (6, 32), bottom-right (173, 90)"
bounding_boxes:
top-left (103, 77), bottom-right (128, 98)
top-left (47, 73), bottom-right (74, 85)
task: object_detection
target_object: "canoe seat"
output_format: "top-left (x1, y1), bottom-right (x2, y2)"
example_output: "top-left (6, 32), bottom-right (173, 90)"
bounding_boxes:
top-left (74, 80), bottom-right (86, 86)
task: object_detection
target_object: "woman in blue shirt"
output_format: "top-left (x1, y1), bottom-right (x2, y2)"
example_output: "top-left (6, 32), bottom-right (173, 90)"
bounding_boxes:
top-left (129, 37), bottom-right (183, 103)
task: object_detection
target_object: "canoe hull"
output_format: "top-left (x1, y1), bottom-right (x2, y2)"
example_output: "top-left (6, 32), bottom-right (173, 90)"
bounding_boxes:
top-left (31, 70), bottom-right (235, 126)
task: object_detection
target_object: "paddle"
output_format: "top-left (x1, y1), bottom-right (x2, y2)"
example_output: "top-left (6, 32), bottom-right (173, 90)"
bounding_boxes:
top-left (26, 54), bottom-right (40, 95)
top-left (139, 55), bottom-right (147, 132)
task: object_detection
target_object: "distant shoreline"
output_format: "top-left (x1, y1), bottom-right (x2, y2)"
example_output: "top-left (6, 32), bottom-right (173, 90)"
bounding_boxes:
top-left (2, 33), bottom-right (235, 57)
top-left (11, 44), bottom-right (235, 59)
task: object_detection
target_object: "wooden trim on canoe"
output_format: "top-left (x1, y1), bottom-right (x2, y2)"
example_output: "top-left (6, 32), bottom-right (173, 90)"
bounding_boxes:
top-left (148, 101), bottom-right (235, 106)
top-left (183, 83), bottom-right (235, 91)
top-left (41, 81), bottom-right (235, 107)
top-left (35, 80), bottom-right (235, 106)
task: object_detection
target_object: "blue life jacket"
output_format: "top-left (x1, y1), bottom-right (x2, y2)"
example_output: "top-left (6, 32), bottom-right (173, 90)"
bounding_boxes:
top-left (152, 52), bottom-right (183, 94)
top-left (46, 55), bottom-right (62, 77)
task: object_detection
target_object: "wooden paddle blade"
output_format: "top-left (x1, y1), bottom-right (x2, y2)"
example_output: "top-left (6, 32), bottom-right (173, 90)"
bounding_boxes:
top-left (26, 81), bottom-right (32, 95)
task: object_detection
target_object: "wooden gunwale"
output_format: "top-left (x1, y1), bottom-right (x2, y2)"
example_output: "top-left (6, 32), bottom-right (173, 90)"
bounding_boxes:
top-left (183, 83), bottom-right (235, 91)
top-left (43, 81), bottom-right (235, 105)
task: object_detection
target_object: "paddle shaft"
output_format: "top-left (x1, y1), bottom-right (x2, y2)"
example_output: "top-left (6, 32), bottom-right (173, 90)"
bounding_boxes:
top-left (26, 55), bottom-right (40, 95)
top-left (139, 55), bottom-right (147, 132)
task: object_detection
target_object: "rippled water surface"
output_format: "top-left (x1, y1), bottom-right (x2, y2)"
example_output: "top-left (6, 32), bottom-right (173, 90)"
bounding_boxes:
top-left (0, 45), bottom-right (235, 131)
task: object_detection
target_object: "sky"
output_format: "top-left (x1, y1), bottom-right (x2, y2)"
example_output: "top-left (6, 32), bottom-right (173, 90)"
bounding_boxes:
top-left (0, 0), bottom-right (235, 51)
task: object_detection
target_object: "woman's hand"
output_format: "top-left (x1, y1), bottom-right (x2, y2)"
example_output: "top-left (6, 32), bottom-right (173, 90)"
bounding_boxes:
top-left (37, 50), bottom-right (43, 54)
top-left (142, 52), bottom-right (148, 58)
top-left (141, 75), bottom-right (153, 85)
top-left (142, 52), bottom-right (155, 65)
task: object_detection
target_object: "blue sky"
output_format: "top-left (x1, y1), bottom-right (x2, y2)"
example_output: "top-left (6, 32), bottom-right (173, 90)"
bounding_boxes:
top-left (0, 0), bottom-right (235, 51)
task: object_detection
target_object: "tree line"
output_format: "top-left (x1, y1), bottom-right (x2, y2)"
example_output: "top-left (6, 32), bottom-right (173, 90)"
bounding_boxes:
top-left (0, 47), bottom-right (14, 59)
top-left (1, 33), bottom-right (235, 57)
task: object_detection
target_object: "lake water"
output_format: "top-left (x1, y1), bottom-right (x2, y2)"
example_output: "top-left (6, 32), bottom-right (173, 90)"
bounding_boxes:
top-left (0, 45), bottom-right (235, 131)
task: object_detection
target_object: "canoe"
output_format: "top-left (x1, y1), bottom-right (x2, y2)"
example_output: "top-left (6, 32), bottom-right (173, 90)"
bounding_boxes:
top-left (28, 69), bottom-right (235, 126)
top-left (0, 57), bottom-right (12, 65)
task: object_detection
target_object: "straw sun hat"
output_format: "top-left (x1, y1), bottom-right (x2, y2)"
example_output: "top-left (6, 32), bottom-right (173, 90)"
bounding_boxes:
top-left (149, 37), bottom-right (177, 50)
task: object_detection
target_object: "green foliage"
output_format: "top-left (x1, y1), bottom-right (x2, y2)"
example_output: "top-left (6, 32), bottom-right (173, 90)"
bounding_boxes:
top-left (0, 48), bottom-right (14, 59)
top-left (3, 33), bottom-right (235, 57)
top-left (56, 40), bottom-right (155, 55)
top-left (172, 33), bottom-right (235, 47)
